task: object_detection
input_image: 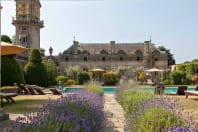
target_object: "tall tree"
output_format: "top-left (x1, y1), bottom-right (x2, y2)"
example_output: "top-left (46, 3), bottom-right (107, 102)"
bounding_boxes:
top-left (158, 46), bottom-right (175, 65)
top-left (1, 35), bottom-right (12, 43)
top-left (42, 59), bottom-right (59, 85)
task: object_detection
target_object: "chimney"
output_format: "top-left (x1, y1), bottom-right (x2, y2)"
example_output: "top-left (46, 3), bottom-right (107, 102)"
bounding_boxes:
top-left (110, 41), bottom-right (115, 54)
top-left (73, 40), bottom-right (79, 54)
top-left (144, 41), bottom-right (150, 54)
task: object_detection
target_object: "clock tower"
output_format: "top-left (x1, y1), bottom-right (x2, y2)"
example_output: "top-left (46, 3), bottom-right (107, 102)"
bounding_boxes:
top-left (12, 0), bottom-right (44, 54)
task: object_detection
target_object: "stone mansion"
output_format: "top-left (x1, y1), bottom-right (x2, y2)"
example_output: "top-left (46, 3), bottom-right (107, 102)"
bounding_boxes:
top-left (58, 40), bottom-right (168, 73)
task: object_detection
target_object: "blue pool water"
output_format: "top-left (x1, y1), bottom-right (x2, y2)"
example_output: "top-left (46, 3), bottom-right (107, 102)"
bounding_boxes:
top-left (144, 87), bottom-right (195, 94)
top-left (63, 87), bottom-right (195, 94)
top-left (63, 87), bottom-right (116, 93)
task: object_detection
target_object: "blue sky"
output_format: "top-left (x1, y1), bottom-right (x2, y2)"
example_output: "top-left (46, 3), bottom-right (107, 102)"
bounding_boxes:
top-left (1, 0), bottom-right (198, 64)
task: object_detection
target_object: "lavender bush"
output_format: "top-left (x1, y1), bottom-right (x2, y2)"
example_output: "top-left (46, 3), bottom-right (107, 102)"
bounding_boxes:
top-left (9, 90), bottom-right (104, 132)
top-left (116, 80), bottom-right (197, 132)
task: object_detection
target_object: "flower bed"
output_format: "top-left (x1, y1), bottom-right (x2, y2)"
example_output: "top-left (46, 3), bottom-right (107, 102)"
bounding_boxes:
top-left (116, 89), bottom-right (197, 132)
top-left (9, 90), bottom-right (104, 132)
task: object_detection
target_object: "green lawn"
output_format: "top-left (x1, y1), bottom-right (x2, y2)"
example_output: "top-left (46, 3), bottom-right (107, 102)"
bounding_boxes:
top-left (171, 96), bottom-right (198, 121)
top-left (2, 95), bottom-right (60, 113)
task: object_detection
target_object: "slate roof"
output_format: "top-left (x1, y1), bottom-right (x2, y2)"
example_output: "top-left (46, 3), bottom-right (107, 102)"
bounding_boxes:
top-left (64, 42), bottom-right (162, 55)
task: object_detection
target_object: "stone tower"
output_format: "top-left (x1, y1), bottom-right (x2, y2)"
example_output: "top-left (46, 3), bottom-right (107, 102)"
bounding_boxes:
top-left (12, 0), bottom-right (44, 52)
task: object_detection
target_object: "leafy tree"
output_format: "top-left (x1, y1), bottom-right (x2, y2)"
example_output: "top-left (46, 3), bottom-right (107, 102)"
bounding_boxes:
top-left (192, 59), bottom-right (198, 62)
top-left (158, 46), bottom-right (175, 65)
top-left (43, 59), bottom-right (59, 86)
top-left (24, 49), bottom-right (48, 86)
top-left (1, 35), bottom-right (12, 43)
top-left (177, 64), bottom-right (186, 71)
top-left (1, 55), bottom-right (25, 86)
top-left (170, 71), bottom-right (183, 85)
top-left (78, 71), bottom-right (90, 85)
top-left (65, 66), bottom-right (82, 82)
top-left (56, 75), bottom-right (68, 84)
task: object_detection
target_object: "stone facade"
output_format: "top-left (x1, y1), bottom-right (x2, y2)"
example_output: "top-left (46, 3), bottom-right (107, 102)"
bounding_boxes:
top-left (12, 0), bottom-right (43, 56)
top-left (59, 40), bottom-right (168, 73)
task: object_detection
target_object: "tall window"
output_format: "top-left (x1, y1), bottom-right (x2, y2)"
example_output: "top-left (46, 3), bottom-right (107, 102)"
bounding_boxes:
top-left (102, 57), bottom-right (106, 61)
top-left (152, 50), bottom-right (160, 61)
top-left (120, 57), bottom-right (123, 61)
top-left (84, 56), bottom-right (87, 62)
top-left (65, 56), bottom-right (69, 61)
top-left (135, 50), bottom-right (143, 61)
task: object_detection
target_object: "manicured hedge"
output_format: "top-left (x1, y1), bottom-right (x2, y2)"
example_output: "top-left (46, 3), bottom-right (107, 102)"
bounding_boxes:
top-left (1, 55), bottom-right (25, 86)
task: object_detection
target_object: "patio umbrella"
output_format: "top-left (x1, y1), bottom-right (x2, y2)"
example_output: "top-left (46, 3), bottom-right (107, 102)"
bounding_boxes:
top-left (89, 68), bottom-right (105, 73)
top-left (0, 41), bottom-right (28, 56)
top-left (145, 68), bottom-right (164, 85)
top-left (145, 68), bottom-right (164, 72)
top-left (89, 68), bottom-right (106, 81)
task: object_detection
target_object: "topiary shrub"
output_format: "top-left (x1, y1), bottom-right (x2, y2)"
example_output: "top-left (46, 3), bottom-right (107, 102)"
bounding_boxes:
top-left (78, 71), bottom-right (90, 85)
top-left (103, 72), bottom-right (118, 85)
top-left (24, 49), bottom-right (48, 86)
top-left (1, 55), bottom-right (25, 86)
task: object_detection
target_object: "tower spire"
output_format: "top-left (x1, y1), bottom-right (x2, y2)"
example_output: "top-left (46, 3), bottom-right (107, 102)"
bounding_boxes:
top-left (149, 35), bottom-right (152, 43)
top-left (73, 36), bottom-right (76, 41)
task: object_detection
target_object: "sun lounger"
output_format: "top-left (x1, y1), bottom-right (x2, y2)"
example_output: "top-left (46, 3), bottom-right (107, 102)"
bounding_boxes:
top-left (34, 87), bottom-right (45, 95)
top-left (49, 88), bottom-right (62, 95)
top-left (184, 91), bottom-right (198, 99)
top-left (25, 85), bottom-right (38, 95)
top-left (18, 84), bottom-right (31, 95)
top-left (0, 93), bottom-right (18, 106)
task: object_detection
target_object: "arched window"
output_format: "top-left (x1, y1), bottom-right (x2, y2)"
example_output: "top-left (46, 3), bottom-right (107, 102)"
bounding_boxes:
top-left (135, 50), bottom-right (143, 61)
top-left (84, 56), bottom-right (87, 62)
top-left (152, 50), bottom-right (160, 61)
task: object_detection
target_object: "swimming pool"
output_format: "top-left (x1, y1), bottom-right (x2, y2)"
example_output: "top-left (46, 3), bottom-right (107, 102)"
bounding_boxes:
top-left (63, 87), bottom-right (116, 93)
top-left (144, 87), bottom-right (195, 94)
top-left (63, 87), bottom-right (195, 94)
